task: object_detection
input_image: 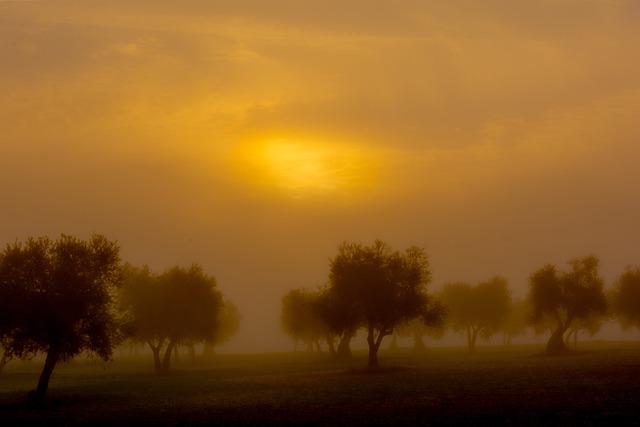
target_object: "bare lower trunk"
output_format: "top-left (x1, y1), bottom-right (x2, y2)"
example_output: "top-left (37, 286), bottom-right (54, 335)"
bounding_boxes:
top-left (336, 333), bottom-right (353, 360)
top-left (29, 346), bottom-right (60, 405)
top-left (367, 327), bottom-right (388, 368)
top-left (327, 337), bottom-right (336, 357)
top-left (467, 327), bottom-right (479, 354)
top-left (162, 339), bottom-right (177, 373)
top-left (148, 340), bottom-right (164, 374)
top-left (569, 329), bottom-right (578, 349)
top-left (546, 326), bottom-right (569, 354)
top-left (0, 350), bottom-right (9, 374)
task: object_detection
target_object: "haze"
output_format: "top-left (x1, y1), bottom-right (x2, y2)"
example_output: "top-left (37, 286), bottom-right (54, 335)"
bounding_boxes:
top-left (2, 0), bottom-right (639, 353)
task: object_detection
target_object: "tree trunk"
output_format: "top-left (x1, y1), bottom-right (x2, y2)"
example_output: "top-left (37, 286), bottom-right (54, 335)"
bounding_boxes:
top-left (570, 329), bottom-right (578, 349)
top-left (148, 340), bottom-right (163, 374)
top-left (327, 336), bottom-right (336, 357)
top-left (546, 326), bottom-right (569, 354)
top-left (468, 327), bottom-right (479, 354)
top-left (367, 328), bottom-right (380, 368)
top-left (336, 333), bottom-right (353, 360)
top-left (0, 350), bottom-right (9, 374)
top-left (29, 346), bottom-right (60, 405)
top-left (162, 339), bottom-right (177, 373)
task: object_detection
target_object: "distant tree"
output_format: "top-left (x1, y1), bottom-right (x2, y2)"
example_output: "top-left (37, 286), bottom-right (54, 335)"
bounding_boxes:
top-left (280, 288), bottom-right (329, 352)
top-left (610, 267), bottom-right (640, 332)
top-left (202, 299), bottom-right (241, 357)
top-left (325, 240), bottom-right (436, 367)
top-left (440, 277), bottom-right (511, 353)
top-left (565, 313), bottom-right (604, 349)
top-left (121, 264), bottom-right (223, 373)
top-left (528, 255), bottom-right (607, 354)
top-left (315, 284), bottom-right (357, 359)
top-left (0, 234), bottom-right (124, 404)
top-left (502, 299), bottom-right (531, 346)
top-left (395, 298), bottom-right (447, 351)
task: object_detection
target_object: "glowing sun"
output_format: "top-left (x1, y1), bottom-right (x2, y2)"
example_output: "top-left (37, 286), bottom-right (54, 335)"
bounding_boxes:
top-left (232, 138), bottom-right (380, 197)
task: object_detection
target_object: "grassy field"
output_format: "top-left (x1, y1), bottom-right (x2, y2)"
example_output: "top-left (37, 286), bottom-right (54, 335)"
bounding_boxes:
top-left (1, 342), bottom-right (640, 426)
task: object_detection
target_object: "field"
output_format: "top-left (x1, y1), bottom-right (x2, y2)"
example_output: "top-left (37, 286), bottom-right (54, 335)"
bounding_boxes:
top-left (1, 343), bottom-right (640, 426)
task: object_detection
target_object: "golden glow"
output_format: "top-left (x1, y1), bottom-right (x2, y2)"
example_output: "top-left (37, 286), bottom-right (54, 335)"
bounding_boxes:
top-left (232, 138), bottom-right (381, 197)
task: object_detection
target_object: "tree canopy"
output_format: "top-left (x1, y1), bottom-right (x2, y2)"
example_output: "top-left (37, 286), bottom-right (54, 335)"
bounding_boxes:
top-left (120, 263), bottom-right (223, 373)
top-left (528, 255), bottom-right (607, 354)
top-left (324, 240), bottom-right (438, 367)
top-left (610, 266), bottom-right (640, 331)
top-left (440, 277), bottom-right (511, 353)
top-left (0, 234), bottom-right (124, 403)
top-left (280, 288), bottom-right (331, 352)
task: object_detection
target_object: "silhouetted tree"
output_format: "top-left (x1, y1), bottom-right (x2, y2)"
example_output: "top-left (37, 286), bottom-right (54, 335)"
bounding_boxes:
top-left (0, 347), bottom-right (10, 374)
top-left (528, 255), bottom-right (607, 354)
top-left (315, 285), bottom-right (357, 359)
top-left (203, 299), bottom-right (241, 356)
top-left (610, 266), bottom-right (640, 332)
top-left (0, 234), bottom-right (124, 404)
top-left (502, 299), bottom-right (531, 346)
top-left (397, 301), bottom-right (448, 351)
top-left (440, 277), bottom-right (511, 353)
top-left (121, 264), bottom-right (223, 373)
top-left (281, 288), bottom-right (330, 352)
top-left (565, 313), bottom-right (604, 349)
top-left (325, 240), bottom-right (436, 367)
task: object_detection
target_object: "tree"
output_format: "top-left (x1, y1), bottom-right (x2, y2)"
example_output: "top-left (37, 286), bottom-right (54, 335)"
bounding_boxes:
top-left (565, 313), bottom-right (604, 349)
top-left (395, 298), bottom-right (447, 351)
top-left (0, 234), bottom-right (124, 404)
top-left (315, 284), bottom-right (357, 359)
top-left (610, 267), bottom-right (640, 332)
top-left (325, 240), bottom-right (436, 367)
top-left (502, 299), bottom-right (532, 346)
top-left (280, 288), bottom-right (330, 352)
top-left (528, 255), bottom-right (607, 354)
top-left (121, 264), bottom-right (223, 373)
top-left (0, 346), bottom-right (10, 374)
top-left (440, 277), bottom-right (511, 353)
top-left (203, 299), bottom-right (241, 357)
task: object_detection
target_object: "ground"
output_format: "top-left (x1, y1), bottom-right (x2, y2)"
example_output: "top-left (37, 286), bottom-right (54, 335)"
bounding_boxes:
top-left (1, 343), bottom-right (639, 426)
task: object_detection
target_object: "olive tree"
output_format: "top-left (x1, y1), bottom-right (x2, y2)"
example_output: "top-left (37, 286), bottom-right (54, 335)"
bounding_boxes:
top-left (324, 240), bottom-right (438, 367)
top-left (610, 266), bottom-right (640, 332)
top-left (280, 288), bottom-right (330, 352)
top-left (528, 255), bottom-right (607, 354)
top-left (440, 277), bottom-right (511, 353)
top-left (0, 234), bottom-right (124, 404)
top-left (120, 264), bottom-right (223, 373)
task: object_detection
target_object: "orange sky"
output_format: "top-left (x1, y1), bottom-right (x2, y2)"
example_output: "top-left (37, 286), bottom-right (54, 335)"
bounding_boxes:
top-left (1, 0), bottom-right (639, 352)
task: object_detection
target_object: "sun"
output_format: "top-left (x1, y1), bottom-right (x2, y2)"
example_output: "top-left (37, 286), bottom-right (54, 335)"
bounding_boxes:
top-left (231, 137), bottom-right (381, 197)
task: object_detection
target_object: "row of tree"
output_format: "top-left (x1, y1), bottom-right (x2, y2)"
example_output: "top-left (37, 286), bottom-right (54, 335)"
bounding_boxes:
top-left (282, 240), bottom-right (445, 367)
top-left (2, 234), bottom-right (639, 402)
top-left (0, 234), bottom-right (239, 404)
top-left (281, 244), bottom-right (640, 363)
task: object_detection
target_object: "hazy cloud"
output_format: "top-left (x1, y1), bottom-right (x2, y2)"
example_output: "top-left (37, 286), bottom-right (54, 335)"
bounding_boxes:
top-left (1, 0), bottom-right (639, 352)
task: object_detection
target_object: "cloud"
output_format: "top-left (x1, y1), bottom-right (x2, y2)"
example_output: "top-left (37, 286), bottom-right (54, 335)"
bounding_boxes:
top-left (1, 0), bottom-right (639, 351)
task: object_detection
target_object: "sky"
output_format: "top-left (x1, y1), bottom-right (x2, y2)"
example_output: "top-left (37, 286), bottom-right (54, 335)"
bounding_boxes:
top-left (1, 0), bottom-right (639, 352)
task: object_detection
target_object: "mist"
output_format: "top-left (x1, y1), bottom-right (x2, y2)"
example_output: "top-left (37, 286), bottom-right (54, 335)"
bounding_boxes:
top-left (2, 0), bottom-right (640, 354)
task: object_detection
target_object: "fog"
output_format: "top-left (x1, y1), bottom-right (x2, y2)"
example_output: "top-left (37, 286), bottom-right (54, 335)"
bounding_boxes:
top-left (2, 0), bottom-right (639, 353)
